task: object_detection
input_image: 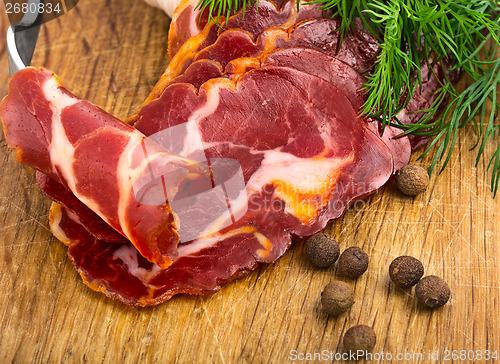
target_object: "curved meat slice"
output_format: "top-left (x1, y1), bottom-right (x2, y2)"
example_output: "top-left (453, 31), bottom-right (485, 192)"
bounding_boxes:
top-left (221, 0), bottom-right (326, 41)
top-left (37, 172), bottom-right (126, 243)
top-left (167, 0), bottom-right (324, 60)
top-left (168, 59), bottom-right (224, 89)
top-left (130, 0), bottom-right (324, 121)
top-left (48, 66), bottom-right (394, 305)
top-left (166, 0), bottom-right (210, 58)
top-left (0, 67), bottom-right (210, 269)
top-left (263, 47), bottom-right (367, 109)
top-left (50, 202), bottom-right (288, 306)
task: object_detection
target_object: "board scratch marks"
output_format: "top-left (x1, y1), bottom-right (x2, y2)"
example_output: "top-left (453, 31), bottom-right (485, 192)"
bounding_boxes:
top-left (429, 197), bottom-right (487, 265)
top-left (457, 327), bottom-right (484, 351)
top-left (202, 304), bottom-right (226, 364)
top-left (3, 202), bottom-right (51, 234)
top-left (0, 239), bottom-right (53, 249)
top-left (456, 284), bottom-right (500, 290)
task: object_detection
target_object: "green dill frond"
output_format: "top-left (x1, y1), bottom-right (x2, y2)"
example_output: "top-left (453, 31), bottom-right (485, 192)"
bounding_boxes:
top-left (195, 0), bottom-right (259, 25)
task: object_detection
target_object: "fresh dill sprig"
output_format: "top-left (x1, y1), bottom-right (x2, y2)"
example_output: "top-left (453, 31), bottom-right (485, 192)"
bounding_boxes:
top-left (195, 0), bottom-right (500, 194)
top-left (195, 0), bottom-right (258, 24)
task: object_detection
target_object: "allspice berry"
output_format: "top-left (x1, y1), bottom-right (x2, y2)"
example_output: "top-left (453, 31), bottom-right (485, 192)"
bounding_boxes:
top-left (343, 325), bottom-right (376, 354)
top-left (415, 275), bottom-right (451, 308)
top-left (321, 281), bottom-right (354, 315)
top-left (389, 256), bottom-right (424, 288)
top-left (396, 164), bottom-right (430, 196)
top-left (337, 247), bottom-right (369, 278)
top-left (305, 233), bottom-right (340, 268)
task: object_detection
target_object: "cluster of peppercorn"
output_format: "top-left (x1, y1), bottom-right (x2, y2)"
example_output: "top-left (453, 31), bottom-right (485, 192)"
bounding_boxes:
top-left (304, 230), bottom-right (451, 355)
top-left (389, 256), bottom-right (451, 308)
top-left (305, 233), bottom-right (375, 354)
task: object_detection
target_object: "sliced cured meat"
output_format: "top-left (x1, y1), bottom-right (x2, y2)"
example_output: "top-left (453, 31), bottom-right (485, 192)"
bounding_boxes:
top-left (170, 25), bottom-right (445, 165)
top-left (221, 0), bottom-right (326, 41)
top-left (263, 47), bottom-right (367, 109)
top-left (0, 67), bottom-right (211, 269)
top-left (2, 0), bottom-right (453, 306)
top-left (13, 65), bottom-right (396, 305)
top-left (50, 202), bottom-right (288, 306)
top-left (46, 66), bottom-right (393, 305)
top-left (194, 29), bottom-right (264, 68)
top-left (168, 59), bottom-right (223, 89)
top-left (131, 0), bottom-right (324, 119)
top-left (169, 32), bottom-right (412, 170)
top-left (166, 0), bottom-right (211, 58)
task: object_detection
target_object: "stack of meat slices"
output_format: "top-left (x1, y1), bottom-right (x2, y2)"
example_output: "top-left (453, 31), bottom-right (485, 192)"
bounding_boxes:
top-left (0, 0), bottom-right (444, 306)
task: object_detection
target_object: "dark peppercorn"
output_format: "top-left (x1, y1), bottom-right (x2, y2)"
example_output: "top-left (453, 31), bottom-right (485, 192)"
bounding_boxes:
top-left (396, 165), bottom-right (430, 196)
top-left (415, 275), bottom-right (451, 308)
top-left (305, 233), bottom-right (340, 268)
top-left (389, 256), bottom-right (424, 288)
top-left (343, 325), bottom-right (376, 354)
top-left (321, 281), bottom-right (354, 315)
top-left (337, 247), bottom-right (369, 278)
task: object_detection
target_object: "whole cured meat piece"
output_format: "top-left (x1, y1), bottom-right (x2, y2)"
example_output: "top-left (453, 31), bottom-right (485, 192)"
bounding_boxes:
top-left (0, 67), bottom-right (210, 269)
top-left (44, 66), bottom-right (394, 305)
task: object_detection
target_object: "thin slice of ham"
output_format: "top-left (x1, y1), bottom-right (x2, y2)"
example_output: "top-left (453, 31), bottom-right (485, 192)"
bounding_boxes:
top-left (0, 67), bottom-right (211, 269)
top-left (37, 172), bottom-right (126, 243)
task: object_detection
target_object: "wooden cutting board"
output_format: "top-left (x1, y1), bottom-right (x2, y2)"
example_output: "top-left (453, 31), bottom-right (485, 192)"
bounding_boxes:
top-left (0, 1), bottom-right (499, 362)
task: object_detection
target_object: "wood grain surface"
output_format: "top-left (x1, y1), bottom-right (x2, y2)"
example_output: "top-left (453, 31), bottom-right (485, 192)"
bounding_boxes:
top-left (0, 1), bottom-right (499, 362)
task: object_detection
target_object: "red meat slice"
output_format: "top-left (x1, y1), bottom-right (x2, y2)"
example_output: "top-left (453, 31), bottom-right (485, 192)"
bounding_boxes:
top-left (167, 0), bottom-right (324, 60)
top-left (168, 59), bottom-right (223, 89)
top-left (261, 47), bottom-right (413, 170)
top-left (221, 0), bottom-right (326, 41)
top-left (277, 18), bottom-right (379, 73)
top-left (0, 67), bottom-right (211, 269)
